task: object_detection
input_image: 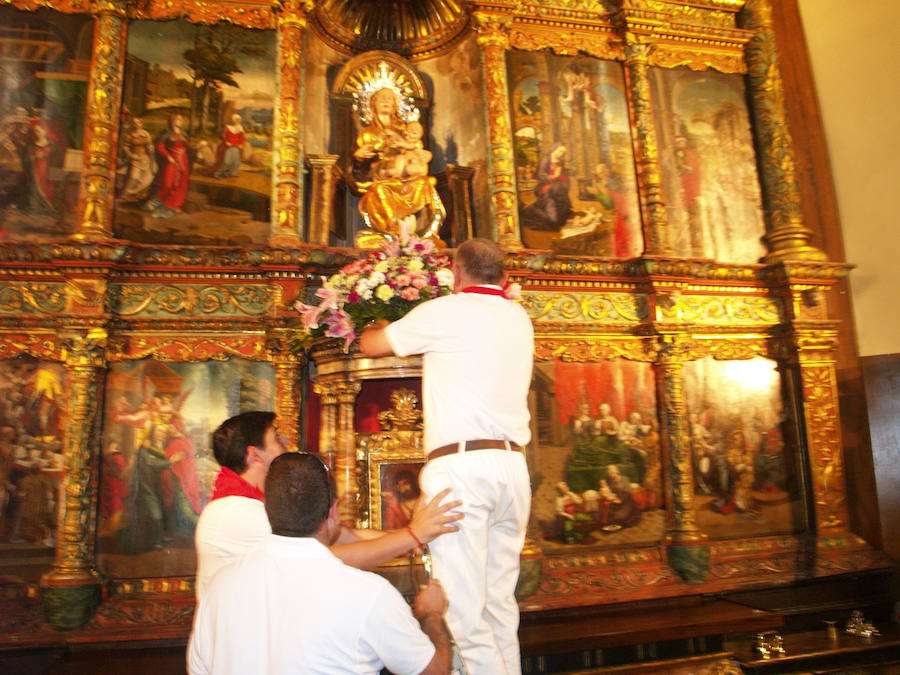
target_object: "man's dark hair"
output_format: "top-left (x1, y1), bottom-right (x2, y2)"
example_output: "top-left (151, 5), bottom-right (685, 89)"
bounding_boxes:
top-left (211, 411), bottom-right (276, 474)
top-left (455, 237), bottom-right (505, 285)
top-left (391, 469), bottom-right (421, 498)
top-left (265, 453), bottom-right (335, 537)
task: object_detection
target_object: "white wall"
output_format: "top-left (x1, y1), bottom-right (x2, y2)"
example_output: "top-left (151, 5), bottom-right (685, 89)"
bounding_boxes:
top-left (797, 0), bottom-right (900, 357)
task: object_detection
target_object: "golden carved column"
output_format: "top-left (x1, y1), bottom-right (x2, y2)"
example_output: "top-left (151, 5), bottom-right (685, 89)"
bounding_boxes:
top-left (334, 382), bottom-right (362, 524)
top-left (41, 328), bottom-right (108, 630)
top-left (270, 0), bottom-right (311, 246)
top-left (473, 12), bottom-right (521, 250)
top-left (72, 0), bottom-right (128, 241)
top-left (305, 154), bottom-right (340, 245)
top-left (622, 33), bottom-right (670, 256)
top-left (268, 329), bottom-right (302, 452)
top-left (314, 383), bottom-right (338, 468)
top-left (741, 0), bottom-right (826, 262)
top-left (313, 380), bottom-right (361, 523)
top-left (654, 330), bottom-right (708, 582)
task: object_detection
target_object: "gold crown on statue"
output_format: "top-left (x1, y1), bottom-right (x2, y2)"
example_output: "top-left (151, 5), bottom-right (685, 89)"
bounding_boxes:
top-left (351, 60), bottom-right (420, 126)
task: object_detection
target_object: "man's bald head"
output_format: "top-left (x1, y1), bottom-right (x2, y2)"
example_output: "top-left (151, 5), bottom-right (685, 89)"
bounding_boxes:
top-left (455, 238), bottom-right (505, 285)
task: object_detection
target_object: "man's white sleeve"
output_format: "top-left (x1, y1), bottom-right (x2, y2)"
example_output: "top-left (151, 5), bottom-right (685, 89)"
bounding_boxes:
top-left (385, 298), bottom-right (452, 357)
top-left (363, 584), bottom-right (436, 675)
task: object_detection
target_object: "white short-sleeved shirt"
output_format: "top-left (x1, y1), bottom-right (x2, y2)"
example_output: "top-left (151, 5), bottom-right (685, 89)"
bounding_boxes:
top-left (193, 496), bottom-right (270, 600)
top-left (385, 289), bottom-right (534, 453)
top-left (188, 535), bottom-right (435, 675)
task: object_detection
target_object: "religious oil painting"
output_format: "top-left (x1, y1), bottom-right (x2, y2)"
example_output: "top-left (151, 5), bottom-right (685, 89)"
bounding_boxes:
top-left (507, 52), bottom-right (642, 257)
top-left (97, 359), bottom-right (274, 578)
top-left (683, 357), bottom-right (805, 538)
top-left (529, 359), bottom-right (663, 551)
top-left (650, 67), bottom-right (766, 263)
top-left (374, 460), bottom-right (424, 531)
top-left (113, 20), bottom-right (276, 245)
top-left (0, 358), bottom-right (66, 576)
top-left (0, 6), bottom-right (93, 240)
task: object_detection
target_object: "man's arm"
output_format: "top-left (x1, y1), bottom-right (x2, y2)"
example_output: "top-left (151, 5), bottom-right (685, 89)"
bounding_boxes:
top-left (413, 580), bottom-right (451, 675)
top-left (360, 319), bottom-right (395, 358)
top-left (331, 488), bottom-right (463, 570)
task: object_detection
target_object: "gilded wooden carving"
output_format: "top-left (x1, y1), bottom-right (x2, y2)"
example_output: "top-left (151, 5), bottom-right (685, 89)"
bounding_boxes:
top-left (473, 11), bottom-right (521, 250)
top-left (741, 0), bottom-right (826, 262)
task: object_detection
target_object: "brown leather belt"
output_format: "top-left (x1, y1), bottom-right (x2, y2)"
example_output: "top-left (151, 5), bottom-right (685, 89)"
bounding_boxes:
top-left (427, 439), bottom-right (524, 461)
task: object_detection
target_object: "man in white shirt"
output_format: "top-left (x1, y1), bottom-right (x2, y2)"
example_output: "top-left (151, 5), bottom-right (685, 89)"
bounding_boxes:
top-left (188, 452), bottom-right (450, 675)
top-left (194, 411), bottom-right (461, 600)
top-left (361, 237), bottom-right (534, 674)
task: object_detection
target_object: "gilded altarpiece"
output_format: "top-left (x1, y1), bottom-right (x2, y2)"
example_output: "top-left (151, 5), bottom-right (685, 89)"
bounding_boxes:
top-left (0, 0), bottom-right (889, 647)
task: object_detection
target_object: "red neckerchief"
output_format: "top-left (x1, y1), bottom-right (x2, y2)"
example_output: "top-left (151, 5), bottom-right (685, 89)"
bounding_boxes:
top-left (210, 467), bottom-right (264, 502)
top-left (461, 285), bottom-right (506, 297)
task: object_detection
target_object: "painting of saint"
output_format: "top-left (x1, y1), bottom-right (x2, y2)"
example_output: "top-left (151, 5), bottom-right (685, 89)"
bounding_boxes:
top-left (507, 53), bottom-right (642, 257)
top-left (683, 357), bottom-right (804, 538)
top-left (98, 359), bottom-right (275, 578)
top-left (113, 20), bottom-right (275, 245)
top-left (650, 68), bottom-right (766, 263)
top-left (529, 360), bottom-right (662, 549)
top-left (380, 463), bottom-right (424, 530)
top-left (0, 7), bottom-right (92, 240)
top-left (0, 359), bottom-right (65, 558)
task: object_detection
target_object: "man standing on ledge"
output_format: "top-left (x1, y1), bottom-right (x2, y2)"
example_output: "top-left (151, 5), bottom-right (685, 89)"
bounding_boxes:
top-left (361, 237), bottom-right (534, 674)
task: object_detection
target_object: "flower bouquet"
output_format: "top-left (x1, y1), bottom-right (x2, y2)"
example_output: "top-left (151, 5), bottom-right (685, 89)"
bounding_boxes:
top-left (293, 235), bottom-right (455, 351)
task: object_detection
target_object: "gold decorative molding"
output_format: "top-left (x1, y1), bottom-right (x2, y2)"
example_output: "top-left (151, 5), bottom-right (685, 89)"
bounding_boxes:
top-left (107, 335), bottom-right (267, 361)
top-left (534, 336), bottom-right (656, 362)
top-left (524, 291), bottom-right (646, 323)
top-left (0, 283), bottom-right (67, 314)
top-left (0, 333), bottom-right (62, 360)
top-left (648, 44), bottom-right (745, 73)
top-left (800, 364), bottom-right (847, 529)
top-left (113, 285), bottom-right (274, 316)
top-left (509, 28), bottom-right (624, 60)
top-left (657, 294), bottom-right (781, 325)
top-left (129, 0), bottom-right (274, 28)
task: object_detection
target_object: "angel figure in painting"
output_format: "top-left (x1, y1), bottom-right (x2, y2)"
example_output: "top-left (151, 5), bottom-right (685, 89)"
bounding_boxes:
top-left (350, 84), bottom-right (445, 248)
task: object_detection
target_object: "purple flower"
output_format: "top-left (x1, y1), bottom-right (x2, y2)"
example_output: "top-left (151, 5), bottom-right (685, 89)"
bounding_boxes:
top-left (295, 302), bottom-right (322, 331)
top-left (323, 311), bottom-right (356, 351)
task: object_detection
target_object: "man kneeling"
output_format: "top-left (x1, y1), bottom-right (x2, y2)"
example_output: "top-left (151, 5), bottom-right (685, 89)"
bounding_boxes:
top-left (188, 452), bottom-right (450, 674)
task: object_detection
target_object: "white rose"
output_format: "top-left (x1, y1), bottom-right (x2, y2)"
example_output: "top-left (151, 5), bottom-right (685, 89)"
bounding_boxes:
top-left (436, 268), bottom-right (455, 288)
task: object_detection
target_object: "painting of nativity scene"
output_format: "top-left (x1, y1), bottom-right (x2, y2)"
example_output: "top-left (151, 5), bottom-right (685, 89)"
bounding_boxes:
top-left (508, 52), bottom-right (642, 257)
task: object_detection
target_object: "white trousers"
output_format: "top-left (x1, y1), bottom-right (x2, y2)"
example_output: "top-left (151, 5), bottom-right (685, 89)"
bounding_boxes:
top-left (419, 448), bottom-right (532, 675)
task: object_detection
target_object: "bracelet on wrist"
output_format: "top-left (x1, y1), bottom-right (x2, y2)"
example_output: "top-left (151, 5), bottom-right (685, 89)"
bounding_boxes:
top-left (405, 525), bottom-right (424, 548)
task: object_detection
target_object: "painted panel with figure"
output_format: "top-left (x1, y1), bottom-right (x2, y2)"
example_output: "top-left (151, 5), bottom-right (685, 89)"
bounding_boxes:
top-left (113, 20), bottom-right (275, 245)
top-left (529, 359), bottom-right (662, 549)
top-left (0, 359), bottom-right (65, 558)
top-left (0, 6), bottom-right (92, 240)
top-left (650, 68), bottom-right (766, 263)
top-left (97, 359), bottom-right (274, 578)
top-left (684, 357), bottom-right (805, 538)
top-left (507, 52), bottom-right (642, 257)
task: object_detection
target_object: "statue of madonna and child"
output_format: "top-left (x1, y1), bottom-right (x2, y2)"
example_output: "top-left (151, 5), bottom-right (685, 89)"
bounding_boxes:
top-left (348, 83), bottom-right (446, 249)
